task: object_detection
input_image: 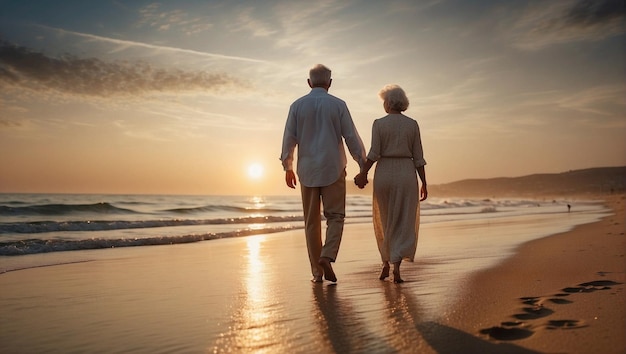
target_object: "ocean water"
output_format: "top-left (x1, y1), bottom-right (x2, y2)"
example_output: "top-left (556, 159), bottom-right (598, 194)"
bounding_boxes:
top-left (0, 193), bottom-right (608, 269)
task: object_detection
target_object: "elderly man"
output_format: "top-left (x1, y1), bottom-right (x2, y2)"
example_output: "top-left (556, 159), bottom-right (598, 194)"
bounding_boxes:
top-left (280, 64), bottom-right (367, 283)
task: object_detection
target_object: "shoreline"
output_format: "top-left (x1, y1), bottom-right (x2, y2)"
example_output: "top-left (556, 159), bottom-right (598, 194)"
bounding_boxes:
top-left (440, 194), bottom-right (625, 353)
top-left (0, 195), bottom-right (622, 353)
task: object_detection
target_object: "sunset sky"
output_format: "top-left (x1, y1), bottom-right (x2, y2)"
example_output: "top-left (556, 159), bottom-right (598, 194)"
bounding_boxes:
top-left (1, 0), bottom-right (624, 196)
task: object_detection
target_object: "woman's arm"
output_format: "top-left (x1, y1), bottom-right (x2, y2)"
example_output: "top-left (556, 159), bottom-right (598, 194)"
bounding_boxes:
top-left (417, 165), bottom-right (428, 201)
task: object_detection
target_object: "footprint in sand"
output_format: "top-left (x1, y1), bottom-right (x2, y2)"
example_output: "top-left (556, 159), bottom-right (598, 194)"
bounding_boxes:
top-left (547, 297), bottom-right (573, 304)
top-left (515, 296), bottom-right (556, 320)
top-left (545, 319), bottom-right (587, 330)
top-left (513, 306), bottom-right (554, 320)
top-left (479, 322), bottom-right (534, 340)
top-left (552, 293), bottom-right (570, 297)
top-left (519, 296), bottom-right (540, 305)
top-left (562, 280), bottom-right (621, 293)
top-left (479, 279), bottom-right (621, 341)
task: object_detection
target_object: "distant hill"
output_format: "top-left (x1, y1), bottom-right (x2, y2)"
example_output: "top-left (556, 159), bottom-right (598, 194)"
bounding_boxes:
top-left (430, 166), bottom-right (625, 198)
top-left (348, 166), bottom-right (626, 198)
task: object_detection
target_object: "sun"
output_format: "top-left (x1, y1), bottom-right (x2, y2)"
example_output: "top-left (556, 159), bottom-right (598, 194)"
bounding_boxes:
top-left (247, 163), bottom-right (264, 180)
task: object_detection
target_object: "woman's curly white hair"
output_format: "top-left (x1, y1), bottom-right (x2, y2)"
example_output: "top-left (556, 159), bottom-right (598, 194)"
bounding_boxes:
top-left (378, 84), bottom-right (409, 112)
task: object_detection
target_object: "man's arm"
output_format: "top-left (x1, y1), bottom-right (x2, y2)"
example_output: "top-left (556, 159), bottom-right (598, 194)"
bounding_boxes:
top-left (340, 105), bottom-right (367, 168)
top-left (280, 107), bottom-right (298, 188)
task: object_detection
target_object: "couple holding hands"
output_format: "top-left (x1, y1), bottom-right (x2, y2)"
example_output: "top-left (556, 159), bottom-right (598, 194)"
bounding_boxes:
top-left (281, 64), bottom-right (427, 284)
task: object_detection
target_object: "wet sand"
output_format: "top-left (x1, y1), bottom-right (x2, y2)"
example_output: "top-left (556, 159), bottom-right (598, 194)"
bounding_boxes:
top-left (441, 194), bottom-right (625, 354)
top-left (0, 195), bottom-right (623, 353)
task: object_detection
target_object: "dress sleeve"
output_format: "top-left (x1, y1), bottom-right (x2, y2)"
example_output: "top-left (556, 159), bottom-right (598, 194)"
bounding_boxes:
top-left (367, 119), bottom-right (381, 161)
top-left (412, 121), bottom-right (427, 168)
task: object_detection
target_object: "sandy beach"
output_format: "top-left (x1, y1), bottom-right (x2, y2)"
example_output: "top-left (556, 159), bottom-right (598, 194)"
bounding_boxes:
top-left (0, 195), bottom-right (624, 353)
top-left (440, 194), bottom-right (625, 354)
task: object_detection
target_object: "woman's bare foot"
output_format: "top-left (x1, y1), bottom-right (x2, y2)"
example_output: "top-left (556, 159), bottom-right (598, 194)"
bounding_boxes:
top-left (393, 273), bottom-right (404, 283)
top-left (379, 262), bottom-right (390, 280)
top-left (393, 261), bottom-right (404, 283)
top-left (311, 275), bottom-right (323, 283)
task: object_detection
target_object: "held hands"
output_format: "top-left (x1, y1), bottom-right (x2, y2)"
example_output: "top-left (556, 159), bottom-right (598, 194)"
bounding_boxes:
top-left (354, 172), bottom-right (368, 189)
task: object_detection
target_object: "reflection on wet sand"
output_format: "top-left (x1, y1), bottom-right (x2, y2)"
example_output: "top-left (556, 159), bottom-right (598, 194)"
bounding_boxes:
top-left (380, 282), bottom-right (430, 352)
top-left (311, 284), bottom-right (370, 353)
top-left (208, 232), bottom-right (544, 353)
top-left (211, 236), bottom-right (292, 353)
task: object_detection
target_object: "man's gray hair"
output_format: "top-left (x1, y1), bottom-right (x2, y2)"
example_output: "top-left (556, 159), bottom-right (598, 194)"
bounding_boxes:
top-left (309, 64), bottom-right (332, 86)
top-left (379, 84), bottom-right (409, 112)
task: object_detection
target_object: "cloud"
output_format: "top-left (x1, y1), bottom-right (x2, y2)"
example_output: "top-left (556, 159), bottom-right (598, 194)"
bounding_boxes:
top-left (39, 25), bottom-right (267, 63)
top-left (415, 72), bottom-right (493, 115)
top-left (137, 3), bottom-right (214, 35)
top-left (0, 100), bottom-right (31, 131)
top-left (0, 41), bottom-right (251, 99)
top-left (515, 84), bottom-right (625, 115)
top-left (0, 119), bottom-right (23, 129)
top-left (509, 0), bottom-right (626, 50)
top-left (555, 84), bottom-right (626, 119)
top-left (564, 0), bottom-right (625, 27)
top-left (272, 1), bottom-right (356, 51)
top-left (232, 6), bottom-right (279, 37)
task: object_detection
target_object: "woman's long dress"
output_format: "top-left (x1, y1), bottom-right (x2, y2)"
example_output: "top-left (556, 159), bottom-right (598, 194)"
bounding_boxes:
top-left (367, 114), bottom-right (426, 263)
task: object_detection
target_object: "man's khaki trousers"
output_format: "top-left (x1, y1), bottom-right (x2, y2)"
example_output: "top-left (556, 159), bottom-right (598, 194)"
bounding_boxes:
top-left (300, 171), bottom-right (346, 278)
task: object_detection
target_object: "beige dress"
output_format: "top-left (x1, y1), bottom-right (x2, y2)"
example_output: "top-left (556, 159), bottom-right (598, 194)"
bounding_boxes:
top-left (366, 114), bottom-right (426, 263)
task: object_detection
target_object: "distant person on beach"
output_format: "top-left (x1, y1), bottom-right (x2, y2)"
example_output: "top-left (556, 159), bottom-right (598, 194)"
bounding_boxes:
top-left (354, 84), bottom-right (427, 283)
top-left (280, 64), bottom-right (367, 283)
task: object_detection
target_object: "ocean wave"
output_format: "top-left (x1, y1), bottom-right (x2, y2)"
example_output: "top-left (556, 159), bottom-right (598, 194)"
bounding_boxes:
top-left (163, 204), bottom-right (289, 214)
top-left (422, 198), bottom-right (543, 210)
top-left (0, 202), bottom-right (301, 216)
top-left (0, 215), bottom-right (305, 234)
top-left (0, 197), bottom-right (553, 217)
top-left (0, 226), bottom-right (299, 256)
top-left (480, 206), bottom-right (498, 213)
top-left (0, 203), bottom-right (137, 216)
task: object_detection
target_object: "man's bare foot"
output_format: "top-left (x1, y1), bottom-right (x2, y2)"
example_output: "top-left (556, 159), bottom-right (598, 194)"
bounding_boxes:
top-left (379, 262), bottom-right (390, 280)
top-left (311, 276), bottom-right (323, 283)
top-left (318, 257), bottom-right (337, 282)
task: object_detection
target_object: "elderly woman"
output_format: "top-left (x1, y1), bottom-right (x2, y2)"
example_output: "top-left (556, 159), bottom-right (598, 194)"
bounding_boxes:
top-left (355, 84), bottom-right (428, 283)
